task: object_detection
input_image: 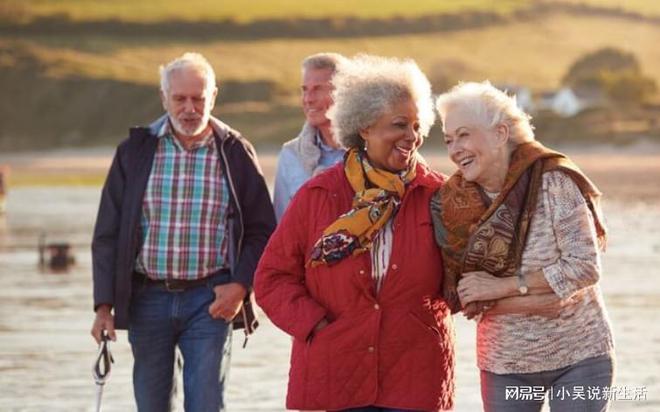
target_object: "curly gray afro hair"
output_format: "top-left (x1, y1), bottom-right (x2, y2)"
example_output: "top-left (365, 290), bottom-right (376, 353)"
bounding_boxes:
top-left (327, 54), bottom-right (435, 149)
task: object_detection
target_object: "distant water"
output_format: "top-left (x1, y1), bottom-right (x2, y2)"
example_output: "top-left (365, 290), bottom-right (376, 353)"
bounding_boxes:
top-left (1, 163), bottom-right (659, 410)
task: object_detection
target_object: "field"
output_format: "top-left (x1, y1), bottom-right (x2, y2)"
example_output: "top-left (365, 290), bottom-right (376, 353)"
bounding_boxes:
top-left (1, 1), bottom-right (659, 150)
top-left (0, 0), bottom-right (531, 23)
top-left (2, 0), bottom-right (660, 23)
top-left (555, 0), bottom-right (660, 17)
top-left (4, 12), bottom-right (660, 94)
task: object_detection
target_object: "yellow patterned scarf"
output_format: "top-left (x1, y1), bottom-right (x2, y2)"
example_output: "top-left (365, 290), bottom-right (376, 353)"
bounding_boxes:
top-left (308, 148), bottom-right (417, 267)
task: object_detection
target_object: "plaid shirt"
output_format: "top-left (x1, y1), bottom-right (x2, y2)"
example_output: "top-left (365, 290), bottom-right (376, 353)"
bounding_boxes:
top-left (135, 121), bottom-right (230, 280)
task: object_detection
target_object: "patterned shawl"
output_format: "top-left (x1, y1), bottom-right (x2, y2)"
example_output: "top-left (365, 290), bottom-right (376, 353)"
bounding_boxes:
top-left (308, 148), bottom-right (417, 267)
top-left (431, 141), bottom-right (607, 314)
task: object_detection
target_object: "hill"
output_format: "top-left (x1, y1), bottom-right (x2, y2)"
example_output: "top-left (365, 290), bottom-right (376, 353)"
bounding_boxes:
top-left (0, 1), bottom-right (659, 150)
top-left (3, 0), bottom-right (660, 23)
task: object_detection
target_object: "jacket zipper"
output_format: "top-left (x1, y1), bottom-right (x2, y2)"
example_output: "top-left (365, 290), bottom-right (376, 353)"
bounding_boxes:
top-left (219, 137), bottom-right (244, 263)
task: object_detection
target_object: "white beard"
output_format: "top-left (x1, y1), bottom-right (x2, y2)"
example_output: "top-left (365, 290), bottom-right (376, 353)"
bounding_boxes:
top-left (170, 115), bottom-right (207, 137)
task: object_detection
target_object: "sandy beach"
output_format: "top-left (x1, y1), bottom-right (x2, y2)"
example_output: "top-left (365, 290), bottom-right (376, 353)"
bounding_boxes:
top-left (0, 146), bottom-right (659, 411)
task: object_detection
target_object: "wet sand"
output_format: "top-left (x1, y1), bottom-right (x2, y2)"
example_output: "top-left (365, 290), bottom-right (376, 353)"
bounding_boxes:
top-left (0, 148), bottom-right (659, 411)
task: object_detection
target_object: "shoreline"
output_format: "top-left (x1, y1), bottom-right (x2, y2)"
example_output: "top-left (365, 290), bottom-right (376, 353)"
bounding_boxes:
top-left (1, 142), bottom-right (660, 203)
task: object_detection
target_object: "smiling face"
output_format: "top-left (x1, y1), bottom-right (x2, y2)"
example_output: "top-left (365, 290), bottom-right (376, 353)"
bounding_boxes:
top-left (301, 67), bottom-right (335, 128)
top-left (442, 104), bottom-right (510, 191)
top-left (161, 67), bottom-right (217, 138)
top-left (360, 97), bottom-right (422, 173)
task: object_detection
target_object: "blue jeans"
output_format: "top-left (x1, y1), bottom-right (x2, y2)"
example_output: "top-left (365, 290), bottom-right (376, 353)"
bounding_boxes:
top-left (128, 272), bottom-right (232, 412)
top-left (481, 353), bottom-right (614, 412)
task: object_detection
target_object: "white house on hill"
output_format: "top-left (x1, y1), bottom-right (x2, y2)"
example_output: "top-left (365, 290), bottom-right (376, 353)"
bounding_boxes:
top-left (537, 87), bottom-right (607, 117)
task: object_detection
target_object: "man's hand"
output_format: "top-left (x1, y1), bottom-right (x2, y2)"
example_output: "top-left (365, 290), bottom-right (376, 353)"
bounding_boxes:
top-left (91, 304), bottom-right (116, 343)
top-left (208, 282), bottom-right (247, 322)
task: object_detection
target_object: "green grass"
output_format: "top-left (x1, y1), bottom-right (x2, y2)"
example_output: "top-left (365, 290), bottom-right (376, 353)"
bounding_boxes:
top-left (7, 12), bottom-right (660, 93)
top-left (2, 0), bottom-right (529, 23)
top-left (4, 0), bottom-right (660, 24)
top-left (554, 0), bottom-right (660, 17)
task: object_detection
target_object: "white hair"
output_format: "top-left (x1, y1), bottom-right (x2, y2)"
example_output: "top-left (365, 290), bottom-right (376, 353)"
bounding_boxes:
top-left (159, 52), bottom-right (216, 96)
top-left (302, 52), bottom-right (347, 74)
top-left (327, 54), bottom-right (435, 149)
top-left (435, 81), bottom-right (534, 144)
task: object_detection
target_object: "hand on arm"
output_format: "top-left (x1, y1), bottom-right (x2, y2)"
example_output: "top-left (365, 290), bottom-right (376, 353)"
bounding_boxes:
top-left (485, 293), bottom-right (568, 318)
top-left (457, 269), bottom-right (554, 307)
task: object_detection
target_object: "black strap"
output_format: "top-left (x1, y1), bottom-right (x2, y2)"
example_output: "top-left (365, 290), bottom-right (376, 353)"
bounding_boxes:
top-left (93, 332), bottom-right (114, 385)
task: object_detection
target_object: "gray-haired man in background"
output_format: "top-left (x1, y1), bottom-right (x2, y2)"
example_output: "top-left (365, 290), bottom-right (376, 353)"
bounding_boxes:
top-left (273, 52), bottom-right (347, 221)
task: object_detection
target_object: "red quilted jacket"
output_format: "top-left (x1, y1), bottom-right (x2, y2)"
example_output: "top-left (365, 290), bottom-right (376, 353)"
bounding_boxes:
top-left (254, 162), bottom-right (455, 411)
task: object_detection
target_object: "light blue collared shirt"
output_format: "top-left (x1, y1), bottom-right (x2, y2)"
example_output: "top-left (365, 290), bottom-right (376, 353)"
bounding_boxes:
top-left (273, 130), bottom-right (345, 221)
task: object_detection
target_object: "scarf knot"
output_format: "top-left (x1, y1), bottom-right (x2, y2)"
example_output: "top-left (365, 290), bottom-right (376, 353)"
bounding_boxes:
top-left (308, 148), bottom-right (416, 267)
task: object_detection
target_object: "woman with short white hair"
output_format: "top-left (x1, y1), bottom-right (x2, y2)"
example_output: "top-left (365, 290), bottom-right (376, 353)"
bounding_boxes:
top-left (255, 55), bottom-right (455, 411)
top-left (432, 81), bottom-right (615, 411)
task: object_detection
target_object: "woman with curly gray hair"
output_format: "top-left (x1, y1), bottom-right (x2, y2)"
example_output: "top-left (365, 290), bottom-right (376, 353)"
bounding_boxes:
top-left (255, 54), bottom-right (455, 411)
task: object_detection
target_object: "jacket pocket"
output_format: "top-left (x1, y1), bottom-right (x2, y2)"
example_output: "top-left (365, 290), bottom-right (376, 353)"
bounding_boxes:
top-left (408, 309), bottom-right (442, 339)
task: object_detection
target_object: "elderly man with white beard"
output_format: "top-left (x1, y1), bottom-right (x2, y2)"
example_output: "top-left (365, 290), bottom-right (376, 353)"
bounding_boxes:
top-left (90, 52), bottom-right (275, 411)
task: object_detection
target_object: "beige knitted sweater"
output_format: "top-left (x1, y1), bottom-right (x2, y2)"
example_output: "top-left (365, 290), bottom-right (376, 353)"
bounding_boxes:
top-left (477, 170), bottom-right (614, 374)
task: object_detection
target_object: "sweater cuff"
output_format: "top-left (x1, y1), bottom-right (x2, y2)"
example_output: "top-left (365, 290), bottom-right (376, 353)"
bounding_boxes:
top-left (94, 303), bottom-right (113, 312)
top-left (542, 262), bottom-right (573, 299)
top-left (232, 277), bottom-right (252, 293)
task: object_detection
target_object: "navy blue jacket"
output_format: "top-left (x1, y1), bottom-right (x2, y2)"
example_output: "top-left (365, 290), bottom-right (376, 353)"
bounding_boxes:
top-left (92, 115), bottom-right (276, 329)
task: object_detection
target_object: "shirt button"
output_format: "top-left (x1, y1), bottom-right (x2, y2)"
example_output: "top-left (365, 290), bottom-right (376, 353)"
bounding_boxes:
top-left (373, 304), bottom-right (380, 310)
top-left (359, 270), bottom-right (365, 275)
top-left (367, 346), bottom-right (375, 353)
top-left (391, 264), bottom-right (398, 270)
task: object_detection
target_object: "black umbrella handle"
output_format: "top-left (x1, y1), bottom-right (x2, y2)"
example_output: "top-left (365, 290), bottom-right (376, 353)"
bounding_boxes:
top-left (93, 332), bottom-right (114, 385)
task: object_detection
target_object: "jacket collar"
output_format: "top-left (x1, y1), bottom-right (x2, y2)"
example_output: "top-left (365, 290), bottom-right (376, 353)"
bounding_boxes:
top-left (308, 158), bottom-right (443, 191)
top-left (148, 114), bottom-right (235, 142)
top-left (282, 122), bottom-right (322, 177)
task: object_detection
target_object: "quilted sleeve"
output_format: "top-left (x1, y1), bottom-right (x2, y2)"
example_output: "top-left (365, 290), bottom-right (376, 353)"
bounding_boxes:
top-left (254, 187), bottom-right (328, 341)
